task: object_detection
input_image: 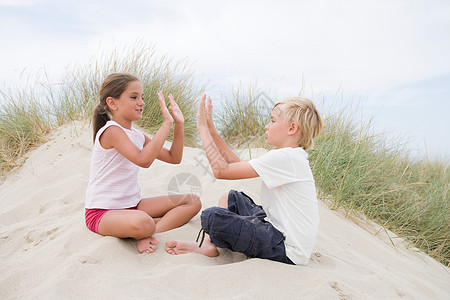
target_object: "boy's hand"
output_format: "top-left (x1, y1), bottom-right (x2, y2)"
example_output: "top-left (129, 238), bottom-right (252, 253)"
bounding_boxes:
top-left (205, 96), bottom-right (216, 131)
top-left (168, 94), bottom-right (184, 124)
top-left (158, 91), bottom-right (174, 124)
top-left (197, 94), bottom-right (208, 130)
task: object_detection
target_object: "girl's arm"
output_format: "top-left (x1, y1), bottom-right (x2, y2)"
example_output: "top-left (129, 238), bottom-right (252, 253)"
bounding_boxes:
top-left (100, 92), bottom-right (173, 168)
top-left (154, 94), bottom-right (184, 164)
top-left (197, 95), bottom-right (258, 180)
top-left (205, 96), bottom-right (241, 164)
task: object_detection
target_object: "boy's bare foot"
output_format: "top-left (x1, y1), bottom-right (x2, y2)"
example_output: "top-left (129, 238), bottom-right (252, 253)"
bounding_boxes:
top-left (137, 236), bottom-right (160, 254)
top-left (165, 238), bottom-right (219, 257)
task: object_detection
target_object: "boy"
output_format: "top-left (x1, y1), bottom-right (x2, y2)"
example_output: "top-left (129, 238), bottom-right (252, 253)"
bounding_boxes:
top-left (165, 95), bottom-right (322, 265)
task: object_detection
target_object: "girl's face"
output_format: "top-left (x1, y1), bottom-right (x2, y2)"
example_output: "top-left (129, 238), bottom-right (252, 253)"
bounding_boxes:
top-left (112, 80), bottom-right (145, 125)
top-left (265, 105), bottom-right (290, 148)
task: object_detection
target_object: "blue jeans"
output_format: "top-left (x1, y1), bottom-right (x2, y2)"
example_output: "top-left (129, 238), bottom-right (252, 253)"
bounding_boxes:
top-left (201, 190), bottom-right (294, 265)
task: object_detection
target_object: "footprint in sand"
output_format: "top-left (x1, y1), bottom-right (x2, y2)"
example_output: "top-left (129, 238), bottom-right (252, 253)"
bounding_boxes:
top-left (329, 281), bottom-right (353, 300)
top-left (24, 228), bottom-right (58, 246)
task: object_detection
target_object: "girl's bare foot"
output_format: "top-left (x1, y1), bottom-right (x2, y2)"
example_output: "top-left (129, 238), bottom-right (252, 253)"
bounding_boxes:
top-left (165, 237), bottom-right (219, 257)
top-left (137, 236), bottom-right (160, 253)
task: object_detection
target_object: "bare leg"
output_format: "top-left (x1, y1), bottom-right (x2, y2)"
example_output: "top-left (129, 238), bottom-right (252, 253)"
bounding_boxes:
top-left (138, 193), bottom-right (201, 233)
top-left (97, 209), bottom-right (159, 254)
top-left (218, 191), bottom-right (229, 208)
top-left (165, 192), bottom-right (228, 257)
top-left (165, 234), bottom-right (219, 257)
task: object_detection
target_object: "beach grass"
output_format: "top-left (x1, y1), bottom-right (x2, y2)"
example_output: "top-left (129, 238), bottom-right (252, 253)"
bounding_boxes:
top-left (0, 41), bottom-right (205, 173)
top-left (308, 104), bottom-right (449, 266)
top-left (0, 78), bottom-right (54, 172)
top-left (216, 84), bottom-right (275, 151)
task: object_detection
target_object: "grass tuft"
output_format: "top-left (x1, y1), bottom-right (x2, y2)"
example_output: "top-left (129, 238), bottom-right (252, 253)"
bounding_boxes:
top-left (309, 104), bottom-right (449, 267)
top-left (216, 84), bottom-right (276, 149)
top-left (0, 78), bottom-right (54, 172)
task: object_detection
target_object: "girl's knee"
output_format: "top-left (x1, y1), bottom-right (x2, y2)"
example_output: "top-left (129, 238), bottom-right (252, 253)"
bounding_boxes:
top-left (181, 194), bottom-right (202, 213)
top-left (130, 213), bottom-right (156, 237)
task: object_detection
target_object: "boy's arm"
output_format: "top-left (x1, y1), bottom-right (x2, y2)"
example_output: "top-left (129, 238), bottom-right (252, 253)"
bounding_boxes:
top-left (198, 95), bottom-right (258, 180)
top-left (205, 96), bottom-right (241, 164)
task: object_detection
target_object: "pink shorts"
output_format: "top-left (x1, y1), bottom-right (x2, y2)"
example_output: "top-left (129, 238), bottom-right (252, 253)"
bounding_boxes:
top-left (85, 206), bottom-right (138, 234)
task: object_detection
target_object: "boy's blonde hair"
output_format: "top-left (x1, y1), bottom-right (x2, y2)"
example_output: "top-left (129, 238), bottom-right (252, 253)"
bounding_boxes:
top-left (273, 97), bottom-right (322, 150)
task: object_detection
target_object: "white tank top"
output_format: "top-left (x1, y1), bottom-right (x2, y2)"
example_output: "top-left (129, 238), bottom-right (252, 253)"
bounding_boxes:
top-left (85, 121), bottom-right (145, 209)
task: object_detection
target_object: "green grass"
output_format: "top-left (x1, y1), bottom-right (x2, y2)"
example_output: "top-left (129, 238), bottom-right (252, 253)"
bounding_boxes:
top-left (216, 84), bottom-right (275, 150)
top-left (308, 105), bottom-right (449, 266)
top-left (0, 46), bottom-right (448, 267)
top-left (0, 77), bottom-right (54, 172)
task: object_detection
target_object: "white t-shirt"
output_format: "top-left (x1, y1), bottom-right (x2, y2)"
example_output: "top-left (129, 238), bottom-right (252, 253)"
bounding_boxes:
top-left (85, 121), bottom-right (145, 209)
top-left (248, 147), bottom-right (319, 265)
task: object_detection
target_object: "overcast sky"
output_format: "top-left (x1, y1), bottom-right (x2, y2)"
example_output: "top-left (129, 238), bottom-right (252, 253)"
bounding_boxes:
top-left (1, 0), bottom-right (449, 159)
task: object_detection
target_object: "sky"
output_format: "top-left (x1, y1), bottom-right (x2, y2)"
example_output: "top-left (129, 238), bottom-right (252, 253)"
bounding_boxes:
top-left (0, 0), bottom-right (449, 160)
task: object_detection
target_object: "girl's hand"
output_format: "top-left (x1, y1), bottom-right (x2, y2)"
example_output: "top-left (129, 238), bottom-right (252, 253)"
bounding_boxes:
top-left (205, 96), bottom-right (216, 131)
top-left (158, 91), bottom-right (174, 124)
top-left (197, 94), bottom-right (207, 130)
top-left (168, 94), bottom-right (184, 124)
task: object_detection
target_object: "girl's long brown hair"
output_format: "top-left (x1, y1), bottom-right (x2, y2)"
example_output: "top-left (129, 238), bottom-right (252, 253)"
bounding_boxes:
top-left (92, 73), bottom-right (140, 143)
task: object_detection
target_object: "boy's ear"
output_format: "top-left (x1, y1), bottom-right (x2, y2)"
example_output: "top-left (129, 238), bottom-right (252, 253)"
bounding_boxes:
top-left (106, 97), bottom-right (118, 111)
top-left (287, 122), bottom-right (300, 136)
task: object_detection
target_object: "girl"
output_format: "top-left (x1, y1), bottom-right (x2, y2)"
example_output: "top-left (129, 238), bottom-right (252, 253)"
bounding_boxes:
top-left (85, 73), bottom-right (201, 254)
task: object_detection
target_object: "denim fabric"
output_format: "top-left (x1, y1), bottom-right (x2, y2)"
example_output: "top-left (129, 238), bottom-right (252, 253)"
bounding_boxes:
top-left (201, 190), bottom-right (294, 265)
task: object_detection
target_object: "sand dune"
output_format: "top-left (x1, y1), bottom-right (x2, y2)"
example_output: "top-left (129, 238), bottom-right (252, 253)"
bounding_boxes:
top-left (0, 121), bottom-right (449, 299)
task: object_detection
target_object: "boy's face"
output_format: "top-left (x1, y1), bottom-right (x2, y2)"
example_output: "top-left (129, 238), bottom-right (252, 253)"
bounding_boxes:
top-left (265, 105), bottom-right (291, 148)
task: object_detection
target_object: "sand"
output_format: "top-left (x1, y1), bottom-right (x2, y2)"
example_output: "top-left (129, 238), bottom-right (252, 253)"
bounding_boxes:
top-left (0, 121), bottom-right (449, 299)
